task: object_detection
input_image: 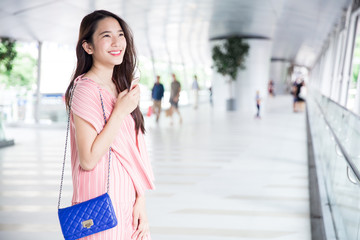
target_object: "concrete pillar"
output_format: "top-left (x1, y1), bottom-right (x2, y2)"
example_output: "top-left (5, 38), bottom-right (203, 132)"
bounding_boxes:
top-left (320, 46), bottom-right (332, 97)
top-left (211, 39), bottom-right (272, 113)
top-left (339, 8), bottom-right (357, 106)
top-left (330, 30), bottom-right (346, 101)
top-left (34, 41), bottom-right (42, 123)
top-left (145, 0), bottom-right (156, 81)
top-left (210, 39), bottom-right (229, 112)
top-left (235, 39), bottom-right (272, 113)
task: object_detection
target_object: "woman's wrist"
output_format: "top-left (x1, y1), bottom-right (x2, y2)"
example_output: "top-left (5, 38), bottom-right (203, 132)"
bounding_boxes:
top-left (136, 194), bottom-right (145, 202)
top-left (111, 108), bottom-right (126, 121)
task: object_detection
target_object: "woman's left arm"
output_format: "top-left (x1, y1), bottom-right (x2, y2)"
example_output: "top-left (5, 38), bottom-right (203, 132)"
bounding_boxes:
top-left (132, 195), bottom-right (149, 240)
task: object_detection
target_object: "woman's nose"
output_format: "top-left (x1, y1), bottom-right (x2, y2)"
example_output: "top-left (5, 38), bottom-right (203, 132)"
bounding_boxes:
top-left (111, 36), bottom-right (120, 46)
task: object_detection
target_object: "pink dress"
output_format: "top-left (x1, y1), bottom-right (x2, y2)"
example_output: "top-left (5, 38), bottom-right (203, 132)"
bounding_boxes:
top-left (69, 74), bottom-right (155, 240)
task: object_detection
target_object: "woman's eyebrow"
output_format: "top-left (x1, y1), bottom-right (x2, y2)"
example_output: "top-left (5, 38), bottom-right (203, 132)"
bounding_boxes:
top-left (99, 30), bottom-right (123, 36)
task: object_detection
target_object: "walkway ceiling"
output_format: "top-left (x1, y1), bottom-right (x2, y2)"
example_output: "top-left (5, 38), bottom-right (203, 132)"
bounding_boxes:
top-left (0, 0), bottom-right (352, 68)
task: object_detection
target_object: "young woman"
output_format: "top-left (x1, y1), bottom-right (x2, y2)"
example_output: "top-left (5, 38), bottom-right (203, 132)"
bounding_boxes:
top-left (65, 10), bottom-right (155, 240)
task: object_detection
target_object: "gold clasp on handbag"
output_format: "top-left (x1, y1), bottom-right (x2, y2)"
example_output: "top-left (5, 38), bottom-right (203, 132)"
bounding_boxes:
top-left (82, 219), bottom-right (94, 229)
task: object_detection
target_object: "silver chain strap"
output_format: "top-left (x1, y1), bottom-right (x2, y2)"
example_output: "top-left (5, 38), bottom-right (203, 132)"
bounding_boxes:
top-left (99, 89), bottom-right (112, 193)
top-left (58, 83), bottom-right (112, 209)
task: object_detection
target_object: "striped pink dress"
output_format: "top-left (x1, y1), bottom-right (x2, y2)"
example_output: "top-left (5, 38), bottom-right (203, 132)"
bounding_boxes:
top-left (69, 74), bottom-right (155, 240)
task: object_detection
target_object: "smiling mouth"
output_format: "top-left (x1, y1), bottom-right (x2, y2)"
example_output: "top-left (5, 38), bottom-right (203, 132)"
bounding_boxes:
top-left (109, 50), bottom-right (121, 56)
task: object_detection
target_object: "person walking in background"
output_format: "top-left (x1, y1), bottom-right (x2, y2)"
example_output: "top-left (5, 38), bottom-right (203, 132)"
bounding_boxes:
top-left (255, 90), bottom-right (261, 118)
top-left (151, 75), bottom-right (164, 122)
top-left (168, 73), bottom-right (182, 124)
top-left (292, 78), bottom-right (305, 112)
top-left (192, 75), bottom-right (199, 109)
top-left (64, 10), bottom-right (154, 240)
top-left (268, 79), bottom-right (275, 97)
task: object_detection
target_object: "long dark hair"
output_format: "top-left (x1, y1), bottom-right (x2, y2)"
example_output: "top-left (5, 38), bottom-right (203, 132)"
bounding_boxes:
top-left (65, 10), bottom-right (144, 135)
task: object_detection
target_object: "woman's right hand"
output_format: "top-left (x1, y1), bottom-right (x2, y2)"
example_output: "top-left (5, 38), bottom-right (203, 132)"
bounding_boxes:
top-left (113, 85), bottom-right (140, 118)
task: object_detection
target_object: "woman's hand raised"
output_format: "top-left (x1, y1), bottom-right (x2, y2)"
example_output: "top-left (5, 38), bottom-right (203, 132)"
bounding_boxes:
top-left (112, 85), bottom-right (140, 118)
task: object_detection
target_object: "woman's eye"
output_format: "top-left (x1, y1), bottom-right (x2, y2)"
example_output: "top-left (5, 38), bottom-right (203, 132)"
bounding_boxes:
top-left (119, 33), bottom-right (124, 37)
top-left (103, 34), bottom-right (110, 38)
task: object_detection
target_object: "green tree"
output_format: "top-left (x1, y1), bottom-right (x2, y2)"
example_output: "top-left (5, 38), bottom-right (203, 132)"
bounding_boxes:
top-left (8, 52), bottom-right (37, 90)
top-left (0, 37), bottom-right (17, 76)
top-left (212, 36), bottom-right (249, 108)
top-left (212, 37), bottom-right (249, 81)
top-left (0, 39), bottom-right (36, 91)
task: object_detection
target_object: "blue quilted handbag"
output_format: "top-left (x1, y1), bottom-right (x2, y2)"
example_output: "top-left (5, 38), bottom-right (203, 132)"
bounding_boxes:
top-left (58, 193), bottom-right (117, 240)
top-left (57, 84), bottom-right (117, 239)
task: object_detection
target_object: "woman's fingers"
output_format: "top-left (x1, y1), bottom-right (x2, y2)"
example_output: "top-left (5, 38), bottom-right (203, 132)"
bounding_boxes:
top-left (130, 85), bottom-right (140, 96)
top-left (137, 231), bottom-right (145, 240)
top-left (129, 86), bottom-right (140, 104)
top-left (118, 89), bottom-right (129, 98)
top-left (132, 229), bottom-right (139, 239)
top-left (133, 211), bottom-right (139, 230)
top-left (133, 223), bottom-right (148, 240)
top-left (113, 85), bottom-right (140, 116)
top-left (117, 85), bottom-right (139, 100)
top-left (132, 229), bottom-right (140, 240)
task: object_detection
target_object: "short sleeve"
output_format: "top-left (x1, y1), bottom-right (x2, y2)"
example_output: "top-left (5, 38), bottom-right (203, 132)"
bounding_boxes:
top-left (71, 79), bottom-right (104, 133)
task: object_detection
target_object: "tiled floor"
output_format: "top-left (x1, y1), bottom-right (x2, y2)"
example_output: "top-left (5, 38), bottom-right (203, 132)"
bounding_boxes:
top-left (0, 95), bottom-right (310, 240)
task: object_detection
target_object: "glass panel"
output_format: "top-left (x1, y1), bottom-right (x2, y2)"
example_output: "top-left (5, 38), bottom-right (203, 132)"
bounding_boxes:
top-left (347, 17), bottom-right (360, 110)
top-left (308, 91), bottom-right (360, 240)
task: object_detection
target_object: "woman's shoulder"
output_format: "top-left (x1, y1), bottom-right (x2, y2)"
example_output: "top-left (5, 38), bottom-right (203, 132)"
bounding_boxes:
top-left (73, 75), bottom-right (101, 100)
top-left (75, 75), bottom-right (99, 88)
top-left (74, 75), bottom-right (101, 94)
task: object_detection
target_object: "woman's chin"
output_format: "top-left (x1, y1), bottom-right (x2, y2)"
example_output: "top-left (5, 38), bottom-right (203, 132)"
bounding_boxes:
top-left (106, 59), bottom-right (124, 67)
top-left (113, 58), bottom-right (124, 66)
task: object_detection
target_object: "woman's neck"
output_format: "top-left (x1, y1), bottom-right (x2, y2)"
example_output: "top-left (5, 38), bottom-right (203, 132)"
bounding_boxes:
top-left (88, 64), bottom-right (113, 85)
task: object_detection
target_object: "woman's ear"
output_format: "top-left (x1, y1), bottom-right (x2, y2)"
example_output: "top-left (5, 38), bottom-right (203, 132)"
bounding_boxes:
top-left (82, 41), bottom-right (93, 55)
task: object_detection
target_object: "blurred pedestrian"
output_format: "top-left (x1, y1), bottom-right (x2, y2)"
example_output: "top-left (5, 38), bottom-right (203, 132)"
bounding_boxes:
top-left (151, 75), bottom-right (164, 122)
top-left (255, 90), bottom-right (261, 118)
top-left (292, 78), bottom-right (305, 112)
top-left (168, 73), bottom-right (182, 124)
top-left (268, 79), bottom-right (275, 97)
top-left (192, 75), bottom-right (199, 109)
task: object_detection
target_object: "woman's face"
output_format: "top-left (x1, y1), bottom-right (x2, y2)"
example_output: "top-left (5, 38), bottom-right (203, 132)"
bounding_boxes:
top-left (88, 17), bottom-right (127, 67)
